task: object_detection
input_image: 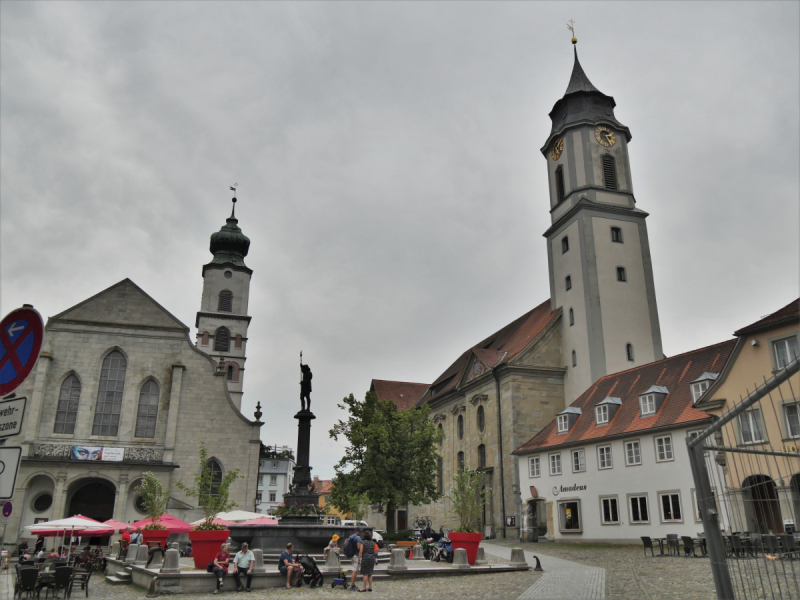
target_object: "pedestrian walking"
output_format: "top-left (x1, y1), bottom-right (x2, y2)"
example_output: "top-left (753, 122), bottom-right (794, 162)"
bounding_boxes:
top-left (346, 527), bottom-right (363, 591)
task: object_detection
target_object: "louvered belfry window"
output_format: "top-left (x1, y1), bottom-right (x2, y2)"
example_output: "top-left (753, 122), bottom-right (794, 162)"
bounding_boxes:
top-left (602, 155), bottom-right (617, 190)
top-left (218, 290), bottom-right (233, 312)
top-left (214, 327), bottom-right (231, 352)
top-left (555, 165), bottom-right (565, 202)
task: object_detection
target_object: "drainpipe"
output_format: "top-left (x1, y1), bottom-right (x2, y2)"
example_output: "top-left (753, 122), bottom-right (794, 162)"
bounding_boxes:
top-left (493, 371), bottom-right (507, 539)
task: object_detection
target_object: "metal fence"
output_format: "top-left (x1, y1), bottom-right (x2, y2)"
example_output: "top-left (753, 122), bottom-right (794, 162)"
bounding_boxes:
top-left (688, 356), bottom-right (800, 600)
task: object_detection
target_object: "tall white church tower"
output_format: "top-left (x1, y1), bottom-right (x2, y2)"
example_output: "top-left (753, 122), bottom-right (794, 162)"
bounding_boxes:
top-left (196, 195), bottom-right (252, 410)
top-left (543, 42), bottom-right (664, 403)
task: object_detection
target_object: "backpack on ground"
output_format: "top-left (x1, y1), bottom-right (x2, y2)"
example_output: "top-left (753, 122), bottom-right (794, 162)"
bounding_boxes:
top-left (343, 535), bottom-right (357, 558)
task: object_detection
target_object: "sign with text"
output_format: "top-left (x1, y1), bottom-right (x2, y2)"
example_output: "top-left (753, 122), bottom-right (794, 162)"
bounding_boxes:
top-left (70, 446), bottom-right (124, 461)
top-left (0, 447), bottom-right (22, 500)
top-left (0, 397), bottom-right (25, 439)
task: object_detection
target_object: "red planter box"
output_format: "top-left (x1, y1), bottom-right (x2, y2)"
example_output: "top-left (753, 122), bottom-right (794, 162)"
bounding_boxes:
top-left (449, 532), bottom-right (483, 565)
top-left (142, 529), bottom-right (169, 548)
top-left (189, 529), bottom-right (230, 570)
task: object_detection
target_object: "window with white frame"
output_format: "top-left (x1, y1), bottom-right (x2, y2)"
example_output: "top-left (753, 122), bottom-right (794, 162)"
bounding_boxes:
top-left (557, 414), bottom-right (569, 433)
top-left (625, 440), bottom-right (641, 465)
top-left (598, 445), bottom-right (612, 469)
top-left (595, 405), bottom-right (609, 425)
top-left (269, 475), bottom-right (277, 486)
top-left (269, 491), bottom-right (276, 502)
top-left (600, 497), bottom-right (619, 524)
top-left (572, 449), bottom-right (585, 472)
top-left (629, 495), bottom-right (649, 523)
top-left (786, 404), bottom-right (800, 438)
top-left (691, 380), bottom-right (710, 402)
top-left (529, 456), bottom-right (540, 478)
top-left (655, 435), bottom-right (674, 461)
top-left (659, 492), bottom-right (682, 522)
top-left (692, 488), bottom-right (718, 523)
top-left (549, 453), bottom-right (562, 475)
top-left (774, 336), bottom-right (799, 369)
top-left (639, 394), bottom-right (656, 416)
top-left (739, 410), bottom-right (765, 444)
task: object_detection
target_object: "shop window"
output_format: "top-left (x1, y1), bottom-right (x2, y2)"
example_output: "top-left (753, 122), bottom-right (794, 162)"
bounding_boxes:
top-left (625, 441), bottom-right (641, 466)
top-left (655, 435), bottom-right (674, 462)
top-left (600, 497), bottom-right (619, 525)
top-left (774, 336), bottom-right (799, 369)
top-left (529, 456), bottom-right (540, 478)
top-left (659, 492), bottom-right (682, 522)
top-left (558, 500), bottom-right (581, 532)
top-left (629, 495), bottom-right (649, 523)
top-left (572, 449), bottom-right (585, 473)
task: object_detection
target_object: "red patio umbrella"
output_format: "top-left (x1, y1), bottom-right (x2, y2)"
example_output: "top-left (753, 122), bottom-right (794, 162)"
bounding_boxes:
top-left (102, 519), bottom-right (133, 533)
top-left (236, 516), bottom-right (278, 526)
top-left (129, 514), bottom-right (192, 534)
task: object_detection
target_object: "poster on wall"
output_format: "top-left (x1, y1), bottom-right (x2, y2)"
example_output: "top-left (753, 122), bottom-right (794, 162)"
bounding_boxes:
top-left (70, 446), bottom-right (124, 461)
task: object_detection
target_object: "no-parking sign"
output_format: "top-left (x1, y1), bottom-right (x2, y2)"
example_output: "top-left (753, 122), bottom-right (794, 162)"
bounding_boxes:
top-left (0, 306), bottom-right (44, 397)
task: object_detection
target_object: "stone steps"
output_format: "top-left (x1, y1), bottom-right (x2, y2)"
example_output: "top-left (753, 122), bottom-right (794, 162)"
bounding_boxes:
top-left (105, 570), bottom-right (132, 585)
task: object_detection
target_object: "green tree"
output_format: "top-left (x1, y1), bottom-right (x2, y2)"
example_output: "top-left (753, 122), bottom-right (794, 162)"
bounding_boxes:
top-left (135, 472), bottom-right (169, 530)
top-left (329, 391), bottom-right (444, 532)
top-left (448, 469), bottom-right (488, 533)
top-left (176, 443), bottom-right (241, 530)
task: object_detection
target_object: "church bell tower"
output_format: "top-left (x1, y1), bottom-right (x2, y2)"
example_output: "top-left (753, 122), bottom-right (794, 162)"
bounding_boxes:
top-left (196, 192), bottom-right (252, 410)
top-left (543, 41), bottom-right (664, 403)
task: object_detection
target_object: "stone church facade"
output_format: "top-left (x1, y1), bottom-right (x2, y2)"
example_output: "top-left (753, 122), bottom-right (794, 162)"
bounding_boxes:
top-left (394, 45), bottom-right (665, 539)
top-left (7, 206), bottom-right (262, 541)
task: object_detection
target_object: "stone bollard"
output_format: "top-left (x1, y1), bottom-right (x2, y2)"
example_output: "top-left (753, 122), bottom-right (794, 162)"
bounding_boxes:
top-left (475, 547), bottom-right (487, 565)
top-left (124, 543), bottom-right (138, 564)
top-left (325, 551), bottom-right (340, 569)
top-left (160, 545), bottom-right (181, 574)
top-left (135, 544), bottom-right (150, 566)
top-left (451, 548), bottom-right (470, 570)
top-left (410, 544), bottom-right (425, 560)
top-left (251, 548), bottom-right (267, 573)
top-left (388, 544), bottom-right (397, 552)
top-left (110, 542), bottom-right (120, 560)
top-left (509, 548), bottom-right (529, 569)
top-left (387, 548), bottom-right (407, 573)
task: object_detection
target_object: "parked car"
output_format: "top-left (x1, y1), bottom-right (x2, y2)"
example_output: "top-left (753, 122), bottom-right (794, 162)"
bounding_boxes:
top-left (341, 520), bottom-right (384, 549)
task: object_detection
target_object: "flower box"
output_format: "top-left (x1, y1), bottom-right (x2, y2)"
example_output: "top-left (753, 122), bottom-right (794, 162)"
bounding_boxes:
top-left (449, 531), bottom-right (483, 565)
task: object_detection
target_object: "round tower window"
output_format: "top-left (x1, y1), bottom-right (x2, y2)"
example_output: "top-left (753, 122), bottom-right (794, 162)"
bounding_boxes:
top-left (224, 271), bottom-right (233, 279)
top-left (32, 494), bottom-right (53, 513)
top-left (135, 496), bottom-right (147, 514)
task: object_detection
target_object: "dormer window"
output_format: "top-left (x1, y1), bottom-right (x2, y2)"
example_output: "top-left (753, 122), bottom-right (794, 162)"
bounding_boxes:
top-left (595, 396), bottom-right (621, 425)
top-left (557, 414), bottom-right (569, 433)
top-left (595, 405), bottom-right (609, 425)
top-left (691, 381), bottom-right (709, 402)
top-left (640, 394), bottom-right (656, 416)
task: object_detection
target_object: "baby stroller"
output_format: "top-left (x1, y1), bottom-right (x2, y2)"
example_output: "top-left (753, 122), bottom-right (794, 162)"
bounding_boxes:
top-left (298, 554), bottom-right (324, 588)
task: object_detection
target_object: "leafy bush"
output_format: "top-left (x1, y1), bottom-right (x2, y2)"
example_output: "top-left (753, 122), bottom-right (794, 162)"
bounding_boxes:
top-left (176, 443), bottom-right (240, 530)
top-left (448, 470), bottom-right (488, 533)
top-left (135, 472), bottom-right (169, 530)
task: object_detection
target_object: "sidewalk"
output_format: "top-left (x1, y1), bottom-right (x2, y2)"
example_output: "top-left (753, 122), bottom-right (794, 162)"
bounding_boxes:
top-left (482, 542), bottom-right (605, 600)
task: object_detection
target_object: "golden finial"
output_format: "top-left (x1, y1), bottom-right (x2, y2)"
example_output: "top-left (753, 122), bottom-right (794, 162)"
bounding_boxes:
top-left (567, 19), bottom-right (577, 44)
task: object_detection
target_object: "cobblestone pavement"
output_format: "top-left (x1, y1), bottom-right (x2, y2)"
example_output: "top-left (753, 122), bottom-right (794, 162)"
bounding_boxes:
top-left (483, 542), bottom-right (604, 600)
top-left (490, 541), bottom-right (717, 600)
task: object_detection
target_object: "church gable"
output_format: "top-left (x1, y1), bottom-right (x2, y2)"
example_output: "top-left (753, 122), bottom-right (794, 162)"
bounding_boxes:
top-left (51, 279), bottom-right (188, 332)
top-left (509, 315), bottom-right (563, 368)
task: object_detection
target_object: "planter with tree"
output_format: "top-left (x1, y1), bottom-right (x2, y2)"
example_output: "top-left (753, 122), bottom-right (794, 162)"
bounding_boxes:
top-left (176, 444), bottom-right (241, 569)
top-left (136, 472), bottom-right (170, 548)
top-left (448, 470), bottom-right (488, 565)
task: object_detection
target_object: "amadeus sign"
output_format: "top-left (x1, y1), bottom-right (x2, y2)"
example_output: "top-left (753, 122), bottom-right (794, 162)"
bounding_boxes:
top-left (552, 483), bottom-right (588, 497)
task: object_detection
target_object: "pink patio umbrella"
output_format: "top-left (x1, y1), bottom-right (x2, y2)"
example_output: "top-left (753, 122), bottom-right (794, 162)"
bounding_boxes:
top-left (129, 514), bottom-right (193, 534)
top-left (102, 519), bottom-right (133, 533)
top-left (189, 517), bottom-right (237, 527)
top-left (236, 516), bottom-right (278, 526)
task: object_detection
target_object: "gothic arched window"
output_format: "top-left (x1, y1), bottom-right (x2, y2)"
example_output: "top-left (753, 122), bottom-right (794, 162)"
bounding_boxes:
top-left (214, 327), bottom-right (230, 352)
top-left (135, 380), bottom-right (160, 438)
top-left (477, 405), bottom-right (485, 432)
top-left (207, 459), bottom-right (223, 496)
top-left (54, 375), bottom-right (81, 434)
top-left (478, 444), bottom-right (486, 468)
top-left (92, 350), bottom-right (127, 436)
top-left (457, 415), bottom-right (464, 440)
top-left (218, 290), bottom-right (233, 312)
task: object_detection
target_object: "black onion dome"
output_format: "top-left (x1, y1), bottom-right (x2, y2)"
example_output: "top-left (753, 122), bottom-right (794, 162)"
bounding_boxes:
top-left (209, 207), bottom-right (250, 268)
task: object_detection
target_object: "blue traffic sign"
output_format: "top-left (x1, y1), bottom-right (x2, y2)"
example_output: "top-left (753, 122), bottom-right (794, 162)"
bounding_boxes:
top-left (2, 501), bottom-right (11, 517)
top-left (0, 307), bottom-right (44, 397)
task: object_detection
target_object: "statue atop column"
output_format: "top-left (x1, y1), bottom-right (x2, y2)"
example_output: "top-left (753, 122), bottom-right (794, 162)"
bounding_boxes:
top-left (300, 357), bottom-right (312, 412)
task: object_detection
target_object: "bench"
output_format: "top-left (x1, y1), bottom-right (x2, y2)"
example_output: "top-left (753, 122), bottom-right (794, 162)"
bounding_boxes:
top-left (394, 541), bottom-right (419, 557)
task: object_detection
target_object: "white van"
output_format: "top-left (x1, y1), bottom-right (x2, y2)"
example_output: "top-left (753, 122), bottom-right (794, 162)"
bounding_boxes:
top-left (341, 520), bottom-right (384, 549)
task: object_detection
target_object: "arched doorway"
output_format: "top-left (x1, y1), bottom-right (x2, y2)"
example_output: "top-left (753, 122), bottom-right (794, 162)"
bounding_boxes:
top-left (67, 479), bottom-right (116, 522)
top-left (742, 474), bottom-right (782, 534)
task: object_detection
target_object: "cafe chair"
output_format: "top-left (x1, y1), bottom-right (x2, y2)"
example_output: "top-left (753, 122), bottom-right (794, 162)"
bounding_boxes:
top-left (15, 566), bottom-right (40, 599)
top-left (666, 534), bottom-right (680, 556)
top-left (680, 536), bottom-right (704, 557)
top-left (40, 565), bottom-right (72, 599)
top-left (640, 536), bottom-right (655, 557)
top-left (66, 565), bottom-right (92, 599)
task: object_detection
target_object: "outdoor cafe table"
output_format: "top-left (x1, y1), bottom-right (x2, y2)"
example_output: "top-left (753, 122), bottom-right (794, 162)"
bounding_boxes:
top-left (652, 538), bottom-right (668, 556)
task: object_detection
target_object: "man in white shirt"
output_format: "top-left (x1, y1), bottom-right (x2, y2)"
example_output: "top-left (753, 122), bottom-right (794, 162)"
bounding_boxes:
top-left (232, 542), bottom-right (255, 592)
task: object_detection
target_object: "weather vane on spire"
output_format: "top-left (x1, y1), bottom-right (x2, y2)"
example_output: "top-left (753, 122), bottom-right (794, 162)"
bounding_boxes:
top-left (229, 183), bottom-right (238, 217)
top-left (567, 19), bottom-right (577, 44)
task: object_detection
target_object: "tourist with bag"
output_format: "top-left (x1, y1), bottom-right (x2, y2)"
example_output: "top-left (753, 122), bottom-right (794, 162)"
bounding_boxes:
top-left (344, 527), bottom-right (362, 591)
top-left (130, 527), bottom-right (143, 545)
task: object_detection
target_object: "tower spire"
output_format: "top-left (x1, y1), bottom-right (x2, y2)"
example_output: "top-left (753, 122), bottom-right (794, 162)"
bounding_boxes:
top-left (229, 184), bottom-right (238, 218)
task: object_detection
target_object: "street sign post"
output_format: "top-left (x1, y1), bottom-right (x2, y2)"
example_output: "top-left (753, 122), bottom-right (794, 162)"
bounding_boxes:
top-left (0, 397), bottom-right (26, 439)
top-left (3, 502), bottom-right (12, 518)
top-left (0, 306), bottom-right (44, 397)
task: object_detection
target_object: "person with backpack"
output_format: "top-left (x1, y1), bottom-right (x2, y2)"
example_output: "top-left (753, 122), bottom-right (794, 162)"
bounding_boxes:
top-left (130, 527), bottom-right (143, 545)
top-left (344, 527), bottom-right (362, 591)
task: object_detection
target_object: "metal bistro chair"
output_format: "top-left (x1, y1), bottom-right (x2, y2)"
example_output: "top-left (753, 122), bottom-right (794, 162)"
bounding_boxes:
top-left (781, 534), bottom-right (799, 560)
top-left (40, 565), bottom-right (72, 599)
top-left (66, 565), bottom-right (92, 599)
top-left (15, 566), bottom-right (40, 599)
top-left (640, 536), bottom-right (656, 557)
top-left (763, 534), bottom-right (781, 557)
top-left (666, 534), bottom-right (681, 556)
top-left (680, 536), bottom-right (704, 557)
top-left (729, 535), bottom-right (746, 558)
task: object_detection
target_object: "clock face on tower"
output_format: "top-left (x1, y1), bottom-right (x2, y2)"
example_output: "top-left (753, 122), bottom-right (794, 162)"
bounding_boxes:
top-left (594, 126), bottom-right (616, 147)
top-left (551, 138), bottom-right (564, 161)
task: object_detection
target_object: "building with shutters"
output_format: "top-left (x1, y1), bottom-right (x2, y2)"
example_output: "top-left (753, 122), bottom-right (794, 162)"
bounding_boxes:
top-left (6, 202), bottom-right (262, 546)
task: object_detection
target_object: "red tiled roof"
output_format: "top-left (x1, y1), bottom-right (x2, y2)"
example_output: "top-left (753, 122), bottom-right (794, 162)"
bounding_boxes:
top-left (315, 479), bottom-right (334, 494)
top-left (512, 339), bottom-right (737, 454)
top-left (416, 299), bottom-right (559, 406)
top-left (734, 298), bottom-right (800, 336)
top-left (370, 380), bottom-right (430, 411)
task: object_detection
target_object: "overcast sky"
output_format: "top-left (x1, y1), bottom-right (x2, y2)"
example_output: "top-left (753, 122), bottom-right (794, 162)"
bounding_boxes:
top-left (2, 2), bottom-right (798, 480)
